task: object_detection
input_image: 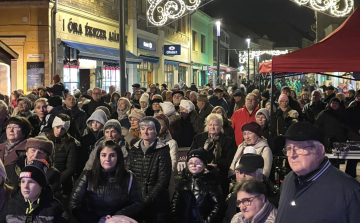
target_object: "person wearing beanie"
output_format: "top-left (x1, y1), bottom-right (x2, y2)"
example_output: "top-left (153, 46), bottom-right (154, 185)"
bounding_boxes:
top-left (109, 91), bottom-right (121, 112)
top-left (46, 74), bottom-right (65, 98)
top-left (140, 93), bottom-right (150, 112)
top-left (14, 97), bottom-right (33, 119)
top-left (178, 99), bottom-right (197, 147)
top-left (5, 136), bottom-right (62, 198)
top-left (124, 109), bottom-right (146, 147)
top-left (1, 159), bottom-right (68, 223)
top-left (260, 90), bottom-right (270, 109)
top-left (229, 121), bottom-right (272, 179)
top-left (109, 97), bottom-right (131, 130)
top-left (146, 96), bottom-right (163, 116)
top-left (0, 159), bottom-right (12, 212)
top-left (84, 119), bottom-right (129, 171)
top-left (127, 116), bottom-right (172, 222)
top-left (155, 113), bottom-right (178, 198)
top-left (255, 108), bottom-right (272, 148)
top-left (171, 147), bottom-right (225, 223)
top-left (172, 90), bottom-right (184, 112)
top-left (229, 90), bottom-right (245, 116)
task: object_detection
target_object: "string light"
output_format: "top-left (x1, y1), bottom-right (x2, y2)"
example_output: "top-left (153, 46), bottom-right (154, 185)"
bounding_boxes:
top-left (147, 0), bottom-right (202, 26)
top-left (239, 50), bottom-right (290, 63)
top-left (292, 0), bottom-right (353, 17)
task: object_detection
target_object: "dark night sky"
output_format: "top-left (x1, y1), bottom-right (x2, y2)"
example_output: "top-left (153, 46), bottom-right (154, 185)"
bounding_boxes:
top-left (202, 0), bottom-right (316, 37)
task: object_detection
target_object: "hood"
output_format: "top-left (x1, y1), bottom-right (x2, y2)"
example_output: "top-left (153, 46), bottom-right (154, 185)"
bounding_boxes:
top-left (111, 91), bottom-right (121, 101)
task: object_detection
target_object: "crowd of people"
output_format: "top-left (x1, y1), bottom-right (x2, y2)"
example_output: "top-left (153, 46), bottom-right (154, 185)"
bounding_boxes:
top-left (0, 74), bottom-right (360, 223)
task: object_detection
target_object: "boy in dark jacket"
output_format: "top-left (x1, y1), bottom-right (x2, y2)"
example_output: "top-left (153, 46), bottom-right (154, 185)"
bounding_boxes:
top-left (46, 74), bottom-right (65, 99)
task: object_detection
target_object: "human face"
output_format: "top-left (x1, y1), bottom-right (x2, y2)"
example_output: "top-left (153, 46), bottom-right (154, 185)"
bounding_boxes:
top-left (256, 114), bottom-right (267, 126)
top-left (109, 86), bottom-right (115, 94)
top-left (245, 96), bottom-right (257, 111)
top-left (179, 107), bottom-right (190, 119)
top-left (65, 95), bottom-right (76, 109)
top-left (118, 99), bottom-right (127, 111)
top-left (134, 92), bottom-right (141, 100)
top-left (6, 124), bottom-right (24, 142)
top-left (124, 93), bottom-right (131, 101)
top-left (281, 89), bottom-right (290, 96)
top-left (130, 117), bottom-right (140, 129)
top-left (311, 91), bottom-right (321, 103)
top-left (197, 101), bottom-right (205, 110)
top-left (237, 191), bottom-right (265, 222)
top-left (132, 87), bottom-right (137, 93)
top-left (208, 119), bottom-right (221, 135)
top-left (161, 86), bottom-right (165, 91)
top-left (150, 101), bottom-right (160, 111)
top-left (188, 157), bottom-right (205, 174)
top-left (173, 93), bottom-right (183, 106)
top-left (234, 96), bottom-right (242, 102)
top-left (214, 92), bottom-right (222, 99)
top-left (18, 100), bottom-right (29, 113)
top-left (38, 89), bottom-right (47, 98)
top-left (92, 89), bottom-right (102, 101)
top-left (330, 101), bottom-right (339, 110)
top-left (190, 93), bottom-right (197, 103)
top-left (243, 130), bottom-right (259, 145)
top-left (46, 105), bottom-right (54, 113)
top-left (174, 86), bottom-right (180, 91)
top-left (53, 126), bottom-right (66, 138)
top-left (235, 169), bottom-right (258, 182)
top-left (140, 101), bottom-right (148, 109)
top-left (325, 89), bottom-right (334, 96)
top-left (356, 94), bottom-right (360, 102)
top-left (285, 139), bottom-right (323, 176)
top-left (26, 148), bottom-right (48, 163)
top-left (34, 102), bottom-right (47, 119)
top-left (100, 147), bottom-right (117, 171)
top-left (279, 100), bottom-right (289, 109)
top-left (166, 92), bottom-right (173, 102)
top-left (104, 127), bottom-right (121, 142)
top-left (91, 121), bottom-right (103, 132)
top-left (140, 125), bottom-right (157, 142)
top-left (113, 94), bottom-right (120, 102)
top-left (291, 91), bottom-right (296, 99)
top-left (21, 178), bottom-right (42, 202)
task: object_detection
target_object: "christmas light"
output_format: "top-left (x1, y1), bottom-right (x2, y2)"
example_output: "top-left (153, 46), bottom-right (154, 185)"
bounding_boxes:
top-left (239, 50), bottom-right (290, 63)
top-left (292, 0), bottom-right (353, 17)
top-left (147, 0), bottom-right (203, 26)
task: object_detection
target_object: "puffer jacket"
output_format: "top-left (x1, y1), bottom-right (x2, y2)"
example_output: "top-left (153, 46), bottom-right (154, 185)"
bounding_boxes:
top-left (0, 188), bottom-right (67, 223)
top-left (127, 139), bottom-right (172, 222)
top-left (231, 200), bottom-right (277, 223)
top-left (229, 138), bottom-right (272, 178)
top-left (70, 169), bottom-right (143, 223)
top-left (171, 166), bottom-right (225, 223)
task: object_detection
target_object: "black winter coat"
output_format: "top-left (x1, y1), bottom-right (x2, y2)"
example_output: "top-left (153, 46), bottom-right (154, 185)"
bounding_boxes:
top-left (0, 189), bottom-right (67, 223)
top-left (79, 128), bottom-right (104, 171)
top-left (190, 132), bottom-right (236, 195)
top-left (82, 98), bottom-right (112, 117)
top-left (47, 83), bottom-right (65, 98)
top-left (209, 96), bottom-right (229, 115)
top-left (171, 167), bottom-right (225, 223)
top-left (66, 105), bottom-right (87, 135)
top-left (110, 113), bottom-right (131, 130)
top-left (178, 112), bottom-right (196, 147)
top-left (345, 101), bottom-right (360, 141)
top-left (324, 92), bottom-right (336, 105)
top-left (302, 101), bottom-right (327, 124)
top-left (70, 169), bottom-right (143, 223)
top-left (127, 139), bottom-right (172, 222)
top-left (194, 102), bottom-right (214, 134)
top-left (5, 155), bottom-right (61, 197)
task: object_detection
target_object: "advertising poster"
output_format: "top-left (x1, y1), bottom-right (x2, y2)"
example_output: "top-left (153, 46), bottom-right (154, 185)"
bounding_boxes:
top-left (27, 62), bottom-right (45, 91)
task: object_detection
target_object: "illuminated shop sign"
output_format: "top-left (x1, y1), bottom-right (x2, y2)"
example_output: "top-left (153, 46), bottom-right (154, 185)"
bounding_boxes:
top-left (164, 45), bottom-right (181, 55)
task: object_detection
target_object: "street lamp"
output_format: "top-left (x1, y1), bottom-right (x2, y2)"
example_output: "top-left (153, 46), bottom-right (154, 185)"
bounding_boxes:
top-left (246, 37), bottom-right (251, 83)
top-left (216, 20), bottom-right (221, 87)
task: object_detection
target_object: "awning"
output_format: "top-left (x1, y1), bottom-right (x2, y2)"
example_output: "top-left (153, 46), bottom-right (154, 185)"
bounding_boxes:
top-left (139, 55), bottom-right (159, 64)
top-left (164, 60), bottom-right (179, 66)
top-left (179, 63), bottom-right (191, 68)
top-left (61, 40), bottom-right (142, 64)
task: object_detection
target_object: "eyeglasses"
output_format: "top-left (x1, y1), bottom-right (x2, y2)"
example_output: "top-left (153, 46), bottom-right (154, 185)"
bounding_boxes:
top-left (236, 195), bottom-right (261, 207)
top-left (187, 162), bottom-right (203, 167)
top-left (283, 145), bottom-right (314, 156)
top-left (246, 98), bottom-right (256, 102)
top-left (6, 125), bottom-right (21, 131)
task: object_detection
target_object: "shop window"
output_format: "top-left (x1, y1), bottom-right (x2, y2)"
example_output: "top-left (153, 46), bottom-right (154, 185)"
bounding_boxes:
top-left (192, 30), bottom-right (198, 51)
top-left (63, 64), bottom-right (79, 93)
top-left (164, 64), bottom-right (174, 89)
top-left (201, 34), bottom-right (206, 53)
top-left (102, 66), bottom-right (120, 92)
top-left (137, 61), bottom-right (153, 88)
top-left (178, 66), bottom-right (187, 83)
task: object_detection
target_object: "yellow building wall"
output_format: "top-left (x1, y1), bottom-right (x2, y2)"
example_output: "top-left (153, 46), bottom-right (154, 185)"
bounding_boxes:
top-left (0, 3), bottom-right (50, 94)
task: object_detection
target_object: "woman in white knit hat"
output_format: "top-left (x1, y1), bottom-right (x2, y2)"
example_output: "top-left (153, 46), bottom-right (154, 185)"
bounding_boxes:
top-left (139, 93), bottom-right (150, 112)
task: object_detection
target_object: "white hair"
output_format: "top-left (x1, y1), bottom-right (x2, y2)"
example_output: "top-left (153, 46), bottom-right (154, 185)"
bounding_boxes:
top-left (246, 93), bottom-right (259, 103)
top-left (204, 113), bottom-right (224, 133)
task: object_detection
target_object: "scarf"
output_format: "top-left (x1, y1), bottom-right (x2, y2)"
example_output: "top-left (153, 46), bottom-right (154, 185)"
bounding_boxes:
top-left (204, 134), bottom-right (221, 163)
top-left (129, 128), bottom-right (140, 139)
top-left (117, 107), bottom-right (129, 120)
top-left (4, 139), bottom-right (23, 158)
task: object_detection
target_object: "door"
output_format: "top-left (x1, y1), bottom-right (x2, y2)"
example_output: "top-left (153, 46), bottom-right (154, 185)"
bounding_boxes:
top-left (79, 69), bottom-right (90, 94)
top-left (148, 72), bottom-right (153, 85)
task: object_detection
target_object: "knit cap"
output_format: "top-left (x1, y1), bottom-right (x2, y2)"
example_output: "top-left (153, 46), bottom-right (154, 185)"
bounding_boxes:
top-left (187, 148), bottom-right (208, 165)
top-left (104, 119), bottom-right (122, 135)
top-left (278, 94), bottom-right (289, 103)
top-left (87, 109), bottom-right (108, 126)
top-left (128, 109), bottom-right (146, 121)
top-left (53, 74), bottom-right (61, 83)
top-left (52, 116), bottom-right (70, 131)
top-left (197, 94), bottom-right (209, 102)
top-left (17, 97), bottom-right (31, 108)
top-left (159, 101), bottom-right (176, 117)
top-left (179, 99), bottom-right (195, 113)
top-left (256, 108), bottom-right (270, 122)
top-left (154, 113), bottom-right (170, 130)
top-left (241, 122), bottom-right (262, 137)
top-left (48, 96), bottom-right (63, 107)
top-left (20, 159), bottom-right (49, 188)
top-left (140, 93), bottom-right (149, 105)
top-left (26, 136), bottom-right (54, 156)
top-left (139, 117), bottom-right (161, 136)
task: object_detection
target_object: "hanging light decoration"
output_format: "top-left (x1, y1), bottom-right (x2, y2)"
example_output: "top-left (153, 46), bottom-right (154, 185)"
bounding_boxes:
top-left (147, 0), bottom-right (203, 26)
top-left (239, 50), bottom-right (290, 64)
top-left (291, 0), bottom-right (353, 17)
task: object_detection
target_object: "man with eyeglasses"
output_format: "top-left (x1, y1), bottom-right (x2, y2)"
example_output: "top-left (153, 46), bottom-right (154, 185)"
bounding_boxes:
top-left (274, 122), bottom-right (360, 223)
top-left (231, 93), bottom-right (259, 146)
top-left (82, 87), bottom-right (112, 117)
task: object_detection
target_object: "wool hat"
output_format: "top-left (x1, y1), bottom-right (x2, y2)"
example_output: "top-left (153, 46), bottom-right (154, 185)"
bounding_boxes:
top-left (53, 74), bottom-right (61, 83)
top-left (128, 109), bottom-right (146, 121)
top-left (104, 119), bottom-right (122, 135)
top-left (159, 101), bottom-right (176, 117)
top-left (197, 94), bottom-right (209, 102)
top-left (149, 84), bottom-right (156, 88)
top-left (326, 85), bottom-right (335, 91)
top-left (241, 122), bottom-right (262, 137)
top-left (26, 94), bottom-right (37, 103)
top-left (26, 136), bottom-right (54, 156)
top-left (87, 109), bottom-right (108, 126)
top-left (119, 97), bottom-right (131, 110)
top-left (132, 83), bottom-right (140, 88)
top-left (172, 90), bottom-right (184, 97)
top-left (52, 116), bottom-right (70, 131)
top-left (140, 117), bottom-right (161, 136)
top-left (233, 91), bottom-right (244, 97)
top-left (330, 97), bottom-right (341, 104)
top-left (235, 154), bottom-right (264, 173)
top-left (174, 84), bottom-right (180, 88)
top-left (256, 108), bottom-right (270, 122)
top-left (140, 93), bottom-right (149, 105)
top-left (48, 96), bottom-right (63, 107)
top-left (161, 84), bottom-right (167, 89)
top-left (20, 159), bottom-right (49, 188)
top-left (180, 99), bottom-right (195, 112)
top-left (278, 94), bottom-right (289, 103)
top-left (95, 106), bottom-right (111, 119)
top-left (155, 113), bottom-right (170, 130)
top-left (0, 160), bottom-right (6, 184)
top-left (152, 98), bottom-right (163, 104)
top-left (281, 86), bottom-right (291, 92)
top-left (262, 91), bottom-right (270, 99)
top-left (17, 97), bottom-right (31, 107)
top-left (213, 88), bottom-right (223, 93)
top-left (187, 148), bottom-right (208, 165)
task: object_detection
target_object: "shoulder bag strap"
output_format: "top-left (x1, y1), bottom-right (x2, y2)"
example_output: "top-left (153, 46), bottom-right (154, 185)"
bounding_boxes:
top-left (128, 171), bottom-right (133, 195)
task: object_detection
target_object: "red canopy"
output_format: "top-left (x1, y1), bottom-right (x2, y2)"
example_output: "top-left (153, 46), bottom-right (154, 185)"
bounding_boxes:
top-left (259, 61), bottom-right (272, 74)
top-left (264, 8), bottom-right (360, 74)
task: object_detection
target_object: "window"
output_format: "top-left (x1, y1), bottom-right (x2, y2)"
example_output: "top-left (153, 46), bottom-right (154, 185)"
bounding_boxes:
top-left (102, 66), bottom-right (120, 92)
top-left (63, 64), bottom-right (79, 93)
top-left (192, 30), bottom-right (198, 51)
top-left (137, 61), bottom-right (153, 88)
top-left (137, 0), bottom-right (146, 14)
top-left (201, 34), bottom-right (206, 53)
top-left (164, 64), bottom-right (174, 88)
top-left (178, 67), bottom-right (187, 83)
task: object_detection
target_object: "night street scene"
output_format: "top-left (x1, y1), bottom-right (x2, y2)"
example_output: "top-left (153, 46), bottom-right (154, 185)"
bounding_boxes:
top-left (1, 0), bottom-right (360, 222)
